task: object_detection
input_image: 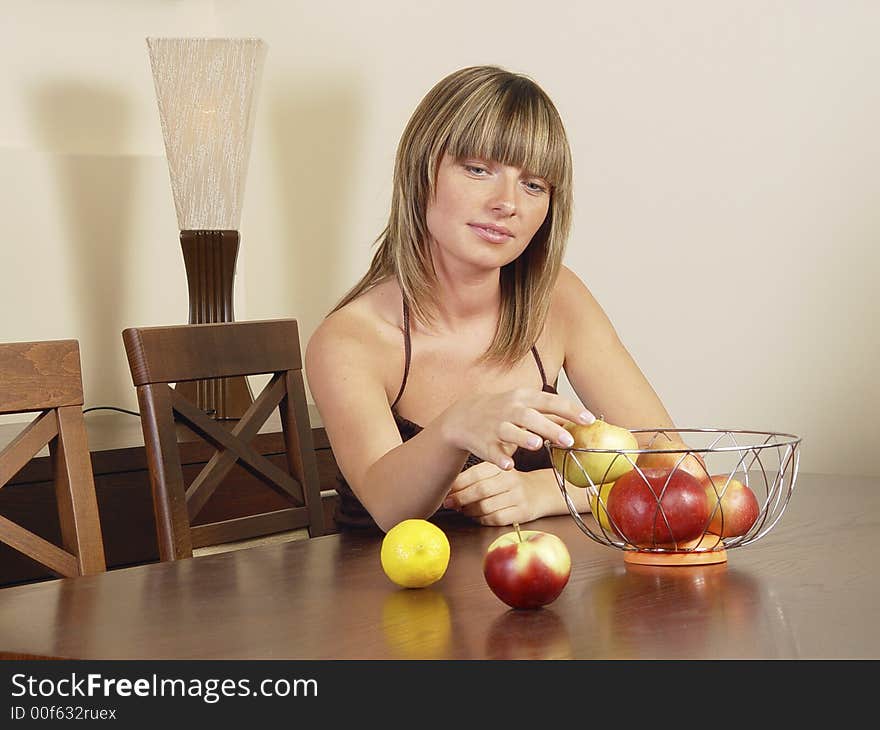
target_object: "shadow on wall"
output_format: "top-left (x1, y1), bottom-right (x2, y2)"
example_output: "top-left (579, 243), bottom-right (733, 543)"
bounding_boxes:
top-left (269, 75), bottom-right (364, 331)
top-left (27, 81), bottom-right (135, 407)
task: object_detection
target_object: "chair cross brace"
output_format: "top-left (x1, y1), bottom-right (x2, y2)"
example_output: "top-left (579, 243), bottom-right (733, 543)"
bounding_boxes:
top-left (170, 374), bottom-right (304, 522)
top-left (0, 408), bottom-right (102, 577)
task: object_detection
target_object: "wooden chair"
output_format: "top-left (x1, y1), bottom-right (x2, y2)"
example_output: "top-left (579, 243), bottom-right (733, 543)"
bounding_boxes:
top-left (122, 319), bottom-right (325, 561)
top-left (0, 340), bottom-right (106, 579)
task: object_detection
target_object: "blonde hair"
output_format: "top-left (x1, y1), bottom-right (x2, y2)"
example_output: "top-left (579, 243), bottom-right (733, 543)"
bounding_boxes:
top-left (334, 65), bottom-right (573, 367)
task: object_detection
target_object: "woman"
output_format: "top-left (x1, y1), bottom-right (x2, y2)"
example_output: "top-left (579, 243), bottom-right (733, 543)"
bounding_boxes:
top-left (306, 65), bottom-right (678, 532)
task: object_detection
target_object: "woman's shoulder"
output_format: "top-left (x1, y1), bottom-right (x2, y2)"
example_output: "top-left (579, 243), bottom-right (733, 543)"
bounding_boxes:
top-left (545, 265), bottom-right (611, 351)
top-left (306, 278), bottom-right (404, 370)
top-left (551, 265), bottom-right (596, 321)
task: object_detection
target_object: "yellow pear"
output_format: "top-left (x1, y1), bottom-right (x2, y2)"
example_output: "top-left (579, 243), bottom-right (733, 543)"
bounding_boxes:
top-left (551, 418), bottom-right (637, 487)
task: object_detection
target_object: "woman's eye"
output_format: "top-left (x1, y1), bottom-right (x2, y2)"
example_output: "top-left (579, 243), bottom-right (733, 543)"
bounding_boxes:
top-left (525, 180), bottom-right (548, 193)
top-left (464, 164), bottom-right (489, 176)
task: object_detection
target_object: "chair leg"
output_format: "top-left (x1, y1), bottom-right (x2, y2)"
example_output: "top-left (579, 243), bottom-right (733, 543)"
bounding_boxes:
top-left (137, 384), bottom-right (194, 560)
top-left (282, 371), bottom-right (325, 537)
top-left (53, 406), bottom-right (106, 575)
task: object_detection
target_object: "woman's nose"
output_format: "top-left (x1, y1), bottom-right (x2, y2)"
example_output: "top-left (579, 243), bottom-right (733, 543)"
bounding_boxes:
top-left (489, 176), bottom-right (517, 216)
top-left (492, 198), bottom-right (515, 216)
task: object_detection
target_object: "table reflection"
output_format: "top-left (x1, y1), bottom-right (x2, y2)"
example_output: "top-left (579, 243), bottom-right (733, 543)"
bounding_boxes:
top-left (585, 562), bottom-right (797, 658)
top-left (485, 607), bottom-right (573, 659)
top-left (381, 587), bottom-right (452, 659)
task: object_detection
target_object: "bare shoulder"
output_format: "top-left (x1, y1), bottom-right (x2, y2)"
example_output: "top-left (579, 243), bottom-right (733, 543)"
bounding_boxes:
top-left (551, 265), bottom-right (603, 328)
top-left (305, 279), bottom-right (404, 399)
top-left (305, 280), bottom-right (412, 492)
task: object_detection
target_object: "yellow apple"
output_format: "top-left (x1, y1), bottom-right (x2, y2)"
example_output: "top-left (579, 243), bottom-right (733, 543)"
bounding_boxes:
top-left (589, 480), bottom-right (617, 534)
top-left (551, 418), bottom-right (638, 487)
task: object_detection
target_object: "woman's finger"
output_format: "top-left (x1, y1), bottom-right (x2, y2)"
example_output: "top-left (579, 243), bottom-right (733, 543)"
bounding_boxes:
top-left (511, 408), bottom-right (574, 447)
top-left (497, 420), bottom-right (545, 451)
top-left (459, 490), bottom-right (514, 517)
top-left (486, 444), bottom-right (516, 471)
top-left (476, 505), bottom-right (521, 526)
top-left (449, 461), bottom-right (502, 492)
top-left (533, 392), bottom-right (595, 426)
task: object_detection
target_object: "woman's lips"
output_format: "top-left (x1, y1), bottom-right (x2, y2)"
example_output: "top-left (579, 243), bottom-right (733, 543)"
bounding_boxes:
top-left (468, 224), bottom-right (513, 244)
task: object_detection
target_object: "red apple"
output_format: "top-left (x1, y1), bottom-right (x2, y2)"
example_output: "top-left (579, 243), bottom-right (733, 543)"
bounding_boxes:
top-left (483, 524), bottom-right (571, 609)
top-left (606, 467), bottom-right (711, 548)
top-left (704, 474), bottom-right (760, 537)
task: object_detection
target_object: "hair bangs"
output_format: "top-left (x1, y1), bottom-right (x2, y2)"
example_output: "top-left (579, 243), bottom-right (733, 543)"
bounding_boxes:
top-left (445, 79), bottom-right (568, 189)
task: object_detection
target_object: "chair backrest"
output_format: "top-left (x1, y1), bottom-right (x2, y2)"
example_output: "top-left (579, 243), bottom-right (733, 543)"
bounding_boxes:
top-left (0, 340), bottom-right (106, 579)
top-left (122, 319), bottom-right (325, 561)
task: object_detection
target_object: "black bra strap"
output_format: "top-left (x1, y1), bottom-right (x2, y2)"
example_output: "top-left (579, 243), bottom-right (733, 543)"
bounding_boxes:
top-left (390, 298), bottom-right (412, 409)
top-left (530, 344), bottom-right (549, 388)
top-left (393, 300), bottom-right (550, 407)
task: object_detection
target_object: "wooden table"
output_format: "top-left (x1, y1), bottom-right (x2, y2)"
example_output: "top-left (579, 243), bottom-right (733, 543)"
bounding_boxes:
top-left (0, 472), bottom-right (877, 660)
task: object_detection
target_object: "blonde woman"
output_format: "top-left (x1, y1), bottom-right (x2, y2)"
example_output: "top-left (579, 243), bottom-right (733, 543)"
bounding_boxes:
top-left (306, 65), bottom-right (677, 532)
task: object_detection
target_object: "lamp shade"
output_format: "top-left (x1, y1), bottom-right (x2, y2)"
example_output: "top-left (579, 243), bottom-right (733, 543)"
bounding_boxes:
top-left (147, 37), bottom-right (267, 230)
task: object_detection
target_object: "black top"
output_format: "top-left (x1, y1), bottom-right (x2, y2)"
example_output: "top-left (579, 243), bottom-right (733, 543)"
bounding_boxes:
top-left (334, 301), bottom-right (557, 529)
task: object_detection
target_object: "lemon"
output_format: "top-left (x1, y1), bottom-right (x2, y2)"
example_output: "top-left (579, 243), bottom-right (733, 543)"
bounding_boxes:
top-left (380, 519), bottom-right (450, 588)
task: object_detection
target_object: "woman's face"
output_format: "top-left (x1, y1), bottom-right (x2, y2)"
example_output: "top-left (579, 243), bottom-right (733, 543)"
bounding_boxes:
top-left (425, 153), bottom-right (551, 272)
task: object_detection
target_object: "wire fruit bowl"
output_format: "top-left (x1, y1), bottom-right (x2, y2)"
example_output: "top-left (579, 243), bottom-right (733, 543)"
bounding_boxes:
top-left (546, 428), bottom-right (801, 566)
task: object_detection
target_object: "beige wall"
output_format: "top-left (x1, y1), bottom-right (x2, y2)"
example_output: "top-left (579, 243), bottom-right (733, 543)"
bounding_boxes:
top-left (1, 1), bottom-right (877, 477)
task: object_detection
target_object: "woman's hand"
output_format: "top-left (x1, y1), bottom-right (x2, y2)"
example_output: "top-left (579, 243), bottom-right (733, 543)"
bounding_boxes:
top-left (443, 462), bottom-right (576, 526)
top-left (439, 389), bottom-right (594, 470)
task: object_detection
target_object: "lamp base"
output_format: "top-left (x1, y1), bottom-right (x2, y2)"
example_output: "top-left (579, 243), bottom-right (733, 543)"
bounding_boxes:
top-left (178, 229), bottom-right (254, 420)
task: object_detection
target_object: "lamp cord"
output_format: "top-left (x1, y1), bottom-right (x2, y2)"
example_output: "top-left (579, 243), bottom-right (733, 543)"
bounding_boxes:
top-left (82, 406), bottom-right (141, 417)
top-left (82, 405), bottom-right (219, 419)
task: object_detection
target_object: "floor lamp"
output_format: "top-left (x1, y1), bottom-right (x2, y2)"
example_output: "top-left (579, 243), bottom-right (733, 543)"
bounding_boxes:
top-left (147, 37), bottom-right (267, 419)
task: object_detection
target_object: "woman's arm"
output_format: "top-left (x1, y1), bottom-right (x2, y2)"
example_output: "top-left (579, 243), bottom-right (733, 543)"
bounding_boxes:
top-left (306, 311), bottom-right (464, 531)
top-left (555, 266), bottom-right (678, 447)
top-left (306, 307), bottom-right (591, 532)
top-left (445, 268), bottom-right (686, 526)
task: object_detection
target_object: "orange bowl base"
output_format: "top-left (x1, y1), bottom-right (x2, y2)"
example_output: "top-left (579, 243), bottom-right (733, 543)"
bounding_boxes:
top-left (623, 535), bottom-right (728, 566)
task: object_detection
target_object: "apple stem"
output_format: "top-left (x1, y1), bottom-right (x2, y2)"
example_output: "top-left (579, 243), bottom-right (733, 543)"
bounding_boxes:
top-left (513, 522), bottom-right (523, 542)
